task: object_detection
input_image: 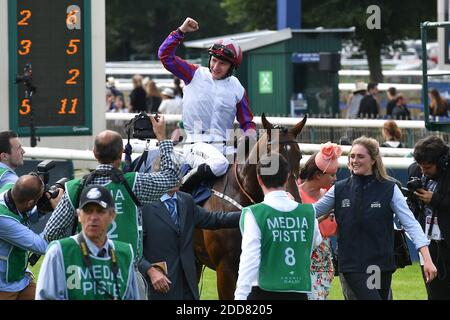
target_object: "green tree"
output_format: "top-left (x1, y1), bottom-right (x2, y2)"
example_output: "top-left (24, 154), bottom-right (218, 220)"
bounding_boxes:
top-left (106, 0), bottom-right (240, 61)
top-left (302, 0), bottom-right (437, 82)
top-left (219, 0), bottom-right (436, 82)
top-left (220, 0), bottom-right (276, 31)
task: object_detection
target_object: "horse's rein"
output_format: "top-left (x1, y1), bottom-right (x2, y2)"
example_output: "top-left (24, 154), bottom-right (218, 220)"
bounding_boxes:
top-left (234, 162), bottom-right (256, 205)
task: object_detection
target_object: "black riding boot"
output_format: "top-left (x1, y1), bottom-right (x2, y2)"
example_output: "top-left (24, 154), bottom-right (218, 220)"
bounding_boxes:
top-left (180, 163), bottom-right (216, 194)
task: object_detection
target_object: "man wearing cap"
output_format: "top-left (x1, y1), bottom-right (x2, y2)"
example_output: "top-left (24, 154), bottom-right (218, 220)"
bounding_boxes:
top-left (346, 81), bottom-right (366, 119)
top-left (36, 185), bottom-right (139, 300)
top-left (158, 87), bottom-right (183, 115)
top-left (159, 17), bottom-right (256, 193)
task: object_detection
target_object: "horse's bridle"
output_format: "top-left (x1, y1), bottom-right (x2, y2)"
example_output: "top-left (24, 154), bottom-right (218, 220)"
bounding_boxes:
top-left (231, 127), bottom-right (301, 206)
top-left (268, 125), bottom-right (301, 180)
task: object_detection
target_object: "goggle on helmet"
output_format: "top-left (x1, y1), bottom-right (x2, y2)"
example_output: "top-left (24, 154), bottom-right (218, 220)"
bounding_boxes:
top-left (207, 39), bottom-right (243, 69)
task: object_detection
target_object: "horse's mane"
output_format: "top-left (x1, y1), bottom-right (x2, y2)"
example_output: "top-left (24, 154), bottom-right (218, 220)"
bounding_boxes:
top-left (247, 131), bottom-right (269, 166)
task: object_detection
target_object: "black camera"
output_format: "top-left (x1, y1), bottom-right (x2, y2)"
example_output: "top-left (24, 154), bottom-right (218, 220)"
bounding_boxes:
top-left (127, 112), bottom-right (157, 140)
top-left (34, 160), bottom-right (67, 214)
top-left (406, 177), bottom-right (424, 192)
top-left (15, 63), bottom-right (33, 86)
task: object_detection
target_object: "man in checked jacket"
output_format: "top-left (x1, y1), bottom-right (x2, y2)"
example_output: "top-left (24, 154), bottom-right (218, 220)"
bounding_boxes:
top-left (43, 115), bottom-right (179, 299)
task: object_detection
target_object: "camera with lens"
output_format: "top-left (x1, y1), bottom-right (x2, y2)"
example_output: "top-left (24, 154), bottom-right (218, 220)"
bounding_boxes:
top-left (34, 160), bottom-right (67, 214)
top-left (406, 177), bottom-right (424, 192)
top-left (15, 63), bottom-right (33, 86)
top-left (126, 111), bottom-right (158, 140)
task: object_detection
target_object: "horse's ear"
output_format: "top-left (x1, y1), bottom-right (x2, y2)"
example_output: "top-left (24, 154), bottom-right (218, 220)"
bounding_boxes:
top-left (261, 113), bottom-right (273, 140)
top-left (290, 114), bottom-right (307, 137)
top-left (261, 113), bottom-right (273, 130)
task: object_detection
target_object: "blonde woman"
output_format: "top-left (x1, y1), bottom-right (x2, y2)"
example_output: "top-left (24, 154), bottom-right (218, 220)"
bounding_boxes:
top-left (314, 136), bottom-right (437, 299)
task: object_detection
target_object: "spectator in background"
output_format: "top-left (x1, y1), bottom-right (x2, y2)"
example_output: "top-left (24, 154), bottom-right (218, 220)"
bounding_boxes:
top-left (346, 81), bottom-right (366, 119)
top-left (130, 75), bottom-right (147, 113)
top-left (391, 95), bottom-right (411, 120)
top-left (386, 87), bottom-right (397, 117)
top-left (113, 95), bottom-right (130, 129)
top-left (106, 76), bottom-right (123, 98)
top-left (114, 95), bottom-right (130, 114)
top-left (381, 120), bottom-right (404, 148)
top-left (173, 77), bottom-right (183, 99)
top-left (158, 88), bottom-right (183, 115)
top-left (429, 89), bottom-right (449, 117)
top-left (145, 80), bottom-right (162, 114)
top-left (106, 89), bottom-right (117, 112)
top-left (358, 82), bottom-right (380, 118)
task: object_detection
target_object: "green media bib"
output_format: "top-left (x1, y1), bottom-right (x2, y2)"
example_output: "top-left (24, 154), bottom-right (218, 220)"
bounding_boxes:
top-left (0, 203), bottom-right (28, 282)
top-left (242, 203), bottom-right (315, 293)
top-left (0, 167), bottom-right (14, 191)
top-left (58, 238), bottom-right (133, 300)
top-left (66, 173), bottom-right (141, 258)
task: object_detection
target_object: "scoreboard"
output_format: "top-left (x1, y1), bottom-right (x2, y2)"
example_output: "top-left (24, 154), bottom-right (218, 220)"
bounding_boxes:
top-left (8, 0), bottom-right (92, 136)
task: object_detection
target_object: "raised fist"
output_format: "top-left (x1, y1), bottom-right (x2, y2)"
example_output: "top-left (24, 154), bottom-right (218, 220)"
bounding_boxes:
top-left (179, 17), bottom-right (199, 33)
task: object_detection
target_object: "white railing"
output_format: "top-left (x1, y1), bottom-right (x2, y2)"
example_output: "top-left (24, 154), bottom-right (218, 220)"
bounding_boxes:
top-left (121, 139), bottom-right (413, 157)
top-left (106, 113), bottom-right (426, 129)
top-left (23, 143), bottom-right (414, 169)
top-left (339, 69), bottom-right (450, 76)
top-left (339, 83), bottom-right (422, 92)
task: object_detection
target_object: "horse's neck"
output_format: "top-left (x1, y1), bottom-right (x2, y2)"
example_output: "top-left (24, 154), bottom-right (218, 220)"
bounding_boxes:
top-left (238, 162), bottom-right (264, 203)
top-left (237, 134), bottom-right (268, 203)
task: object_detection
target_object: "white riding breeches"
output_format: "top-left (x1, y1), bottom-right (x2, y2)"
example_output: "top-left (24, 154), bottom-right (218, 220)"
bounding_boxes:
top-left (182, 142), bottom-right (230, 177)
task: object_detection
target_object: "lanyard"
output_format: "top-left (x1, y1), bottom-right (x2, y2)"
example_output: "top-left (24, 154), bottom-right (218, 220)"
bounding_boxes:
top-left (77, 233), bottom-right (121, 300)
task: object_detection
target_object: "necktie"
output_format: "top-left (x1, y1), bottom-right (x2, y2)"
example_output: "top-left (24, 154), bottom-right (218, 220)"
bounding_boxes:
top-left (97, 248), bottom-right (107, 258)
top-left (165, 198), bottom-right (179, 226)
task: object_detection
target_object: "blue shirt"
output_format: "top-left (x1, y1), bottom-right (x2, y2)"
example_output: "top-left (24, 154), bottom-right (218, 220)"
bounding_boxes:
top-left (314, 183), bottom-right (429, 250)
top-left (160, 192), bottom-right (178, 217)
top-left (35, 232), bottom-right (139, 300)
top-left (0, 163), bottom-right (18, 189)
top-left (0, 192), bottom-right (48, 292)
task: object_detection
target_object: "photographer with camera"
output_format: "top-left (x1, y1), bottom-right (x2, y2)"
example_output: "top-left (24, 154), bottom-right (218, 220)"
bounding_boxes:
top-left (0, 131), bottom-right (25, 189)
top-left (409, 135), bottom-right (450, 299)
top-left (0, 175), bottom-right (60, 299)
top-left (43, 115), bottom-right (179, 299)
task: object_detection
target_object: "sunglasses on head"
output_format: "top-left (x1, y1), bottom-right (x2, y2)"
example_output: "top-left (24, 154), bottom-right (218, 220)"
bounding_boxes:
top-left (211, 44), bottom-right (235, 60)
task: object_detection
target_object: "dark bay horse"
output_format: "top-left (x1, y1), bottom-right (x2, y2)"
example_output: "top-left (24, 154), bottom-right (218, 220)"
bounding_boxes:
top-left (194, 114), bottom-right (307, 300)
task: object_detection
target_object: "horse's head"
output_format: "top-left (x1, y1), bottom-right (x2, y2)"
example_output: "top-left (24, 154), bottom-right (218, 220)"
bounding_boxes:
top-left (261, 113), bottom-right (306, 180)
top-left (261, 113), bottom-right (307, 202)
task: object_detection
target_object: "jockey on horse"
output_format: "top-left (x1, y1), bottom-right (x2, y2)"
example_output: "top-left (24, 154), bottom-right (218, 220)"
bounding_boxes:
top-left (158, 17), bottom-right (256, 191)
